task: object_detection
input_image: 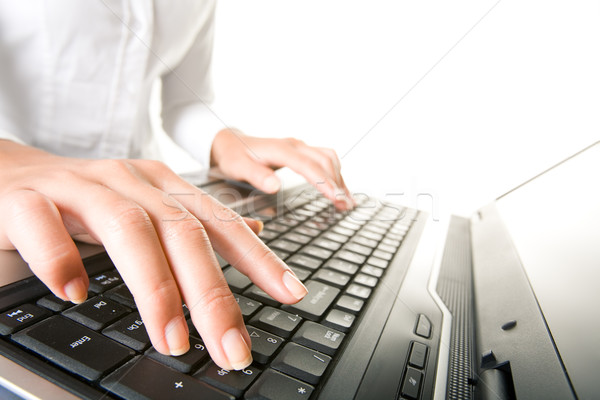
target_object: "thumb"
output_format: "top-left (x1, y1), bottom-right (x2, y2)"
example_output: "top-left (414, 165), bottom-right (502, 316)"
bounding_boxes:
top-left (225, 155), bottom-right (282, 194)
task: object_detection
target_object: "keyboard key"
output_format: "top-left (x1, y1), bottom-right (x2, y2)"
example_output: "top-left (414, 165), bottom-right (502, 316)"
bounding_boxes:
top-left (271, 248), bottom-right (290, 261)
top-left (322, 231), bottom-right (349, 243)
top-left (300, 246), bottom-right (333, 260)
top-left (409, 342), bottom-right (428, 369)
top-left (292, 321), bottom-right (345, 356)
top-left (283, 232), bottom-right (312, 245)
top-left (104, 284), bottom-right (136, 309)
top-left (0, 277), bottom-right (50, 312)
top-left (263, 222), bottom-right (288, 233)
top-left (372, 249), bottom-right (394, 261)
top-left (415, 314), bottom-right (432, 338)
top-left (271, 342), bottom-right (331, 385)
top-left (288, 266), bottom-right (311, 282)
top-left (324, 259), bottom-right (359, 275)
top-left (283, 281), bottom-right (340, 320)
top-left (287, 254), bottom-right (323, 271)
top-left (312, 238), bottom-right (342, 252)
top-left (245, 368), bottom-right (314, 400)
top-left (382, 237), bottom-right (402, 248)
top-left (331, 226), bottom-right (354, 237)
top-left (358, 230), bottom-right (383, 242)
top-left (249, 307), bottom-right (302, 338)
top-left (335, 250), bottom-right (367, 265)
top-left (366, 256), bottom-right (389, 269)
top-left (196, 361), bottom-right (261, 398)
top-left (88, 270), bottom-right (123, 293)
top-left (0, 304), bottom-right (51, 335)
top-left (224, 267), bottom-right (253, 293)
top-left (37, 294), bottom-right (75, 312)
top-left (345, 284), bottom-right (372, 299)
top-left (377, 243), bottom-right (397, 254)
top-left (63, 296), bottom-right (130, 330)
top-left (101, 356), bottom-right (234, 400)
top-left (243, 285), bottom-right (278, 307)
top-left (343, 242), bottom-right (372, 257)
top-left (102, 312), bottom-right (150, 351)
top-left (363, 224), bottom-right (387, 235)
top-left (13, 316), bottom-right (133, 381)
top-left (360, 264), bottom-right (384, 278)
top-left (323, 309), bottom-right (355, 332)
top-left (353, 273), bottom-right (378, 288)
top-left (277, 216), bottom-right (302, 228)
top-left (293, 226), bottom-right (320, 238)
top-left (245, 326), bottom-right (284, 364)
top-left (335, 295), bottom-right (364, 314)
top-left (400, 367), bottom-right (423, 399)
top-left (269, 239), bottom-right (302, 253)
top-left (233, 294), bottom-right (262, 319)
top-left (338, 220), bottom-right (361, 231)
top-left (146, 336), bottom-right (209, 373)
top-left (351, 235), bottom-right (378, 249)
top-left (258, 229), bottom-right (279, 241)
top-left (312, 269), bottom-right (351, 288)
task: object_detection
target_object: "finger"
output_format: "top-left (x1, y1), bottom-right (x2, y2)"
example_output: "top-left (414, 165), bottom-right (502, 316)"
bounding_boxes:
top-left (219, 151), bottom-right (282, 194)
top-left (34, 170), bottom-right (191, 357)
top-left (96, 160), bottom-right (257, 369)
top-left (143, 167), bottom-right (308, 305)
top-left (298, 146), bottom-right (354, 210)
top-left (251, 139), bottom-right (352, 208)
top-left (0, 189), bottom-right (88, 303)
top-left (243, 217), bottom-right (264, 236)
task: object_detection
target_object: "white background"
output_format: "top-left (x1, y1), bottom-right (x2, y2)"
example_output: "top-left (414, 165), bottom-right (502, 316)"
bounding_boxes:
top-left (162, 0), bottom-right (599, 219)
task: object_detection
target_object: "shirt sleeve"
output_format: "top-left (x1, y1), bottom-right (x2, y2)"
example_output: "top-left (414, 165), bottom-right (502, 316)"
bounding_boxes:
top-left (160, 0), bottom-right (226, 170)
top-left (0, 129), bottom-right (26, 145)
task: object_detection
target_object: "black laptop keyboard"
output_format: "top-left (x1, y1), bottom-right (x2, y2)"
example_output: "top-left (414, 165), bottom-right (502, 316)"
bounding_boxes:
top-left (0, 194), bottom-right (417, 400)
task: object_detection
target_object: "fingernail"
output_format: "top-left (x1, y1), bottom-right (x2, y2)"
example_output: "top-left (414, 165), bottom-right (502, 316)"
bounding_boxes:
top-left (165, 316), bottom-right (190, 356)
top-left (221, 328), bottom-right (253, 370)
top-left (256, 220), bottom-right (264, 234)
top-left (283, 270), bottom-right (308, 300)
top-left (64, 277), bottom-right (88, 304)
top-left (263, 175), bottom-right (281, 193)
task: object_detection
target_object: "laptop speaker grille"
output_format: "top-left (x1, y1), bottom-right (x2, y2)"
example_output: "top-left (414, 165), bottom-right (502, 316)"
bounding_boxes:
top-left (436, 216), bottom-right (475, 400)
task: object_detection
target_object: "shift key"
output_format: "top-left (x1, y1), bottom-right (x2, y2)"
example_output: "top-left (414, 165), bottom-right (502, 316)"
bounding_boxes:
top-left (12, 316), bottom-right (134, 381)
top-left (283, 280), bottom-right (340, 320)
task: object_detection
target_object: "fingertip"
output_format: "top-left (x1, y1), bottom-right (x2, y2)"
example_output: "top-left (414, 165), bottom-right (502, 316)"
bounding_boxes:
top-left (63, 277), bottom-right (88, 304)
top-left (165, 316), bottom-right (190, 356)
top-left (243, 217), bottom-right (264, 235)
top-left (221, 327), bottom-right (253, 370)
top-left (261, 175), bottom-right (281, 193)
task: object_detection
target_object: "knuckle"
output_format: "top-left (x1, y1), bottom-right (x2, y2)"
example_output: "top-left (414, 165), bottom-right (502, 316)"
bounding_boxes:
top-left (136, 277), bottom-right (180, 309)
top-left (162, 216), bottom-right (207, 242)
top-left (197, 283), bottom-right (238, 317)
top-left (94, 159), bottom-right (136, 176)
top-left (136, 159), bottom-right (170, 174)
top-left (283, 137), bottom-right (304, 147)
top-left (104, 201), bottom-right (152, 236)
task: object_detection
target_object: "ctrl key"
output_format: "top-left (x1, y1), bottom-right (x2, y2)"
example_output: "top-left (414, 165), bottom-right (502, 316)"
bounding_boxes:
top-left (12, 316), bottom-right (134, 381)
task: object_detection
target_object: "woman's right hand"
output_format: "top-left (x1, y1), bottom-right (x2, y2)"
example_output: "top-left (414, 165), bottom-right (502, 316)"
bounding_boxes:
top-left (0, 140), bottom-right (308, 370)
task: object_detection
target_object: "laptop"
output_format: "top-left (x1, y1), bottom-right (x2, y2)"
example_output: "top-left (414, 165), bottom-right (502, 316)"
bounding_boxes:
top-left (0, 141), bottom-right (598, 399)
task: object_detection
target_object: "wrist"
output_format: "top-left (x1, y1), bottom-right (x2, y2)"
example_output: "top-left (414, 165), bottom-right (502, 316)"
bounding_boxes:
top-left (210, 128), bottom-right (244, 167)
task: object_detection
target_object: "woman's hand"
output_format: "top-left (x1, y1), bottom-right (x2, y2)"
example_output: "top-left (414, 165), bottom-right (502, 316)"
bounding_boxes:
top-left (0, 140), bottom-right (308, 370)
top-left (211, 129), bottom-right (354, 210)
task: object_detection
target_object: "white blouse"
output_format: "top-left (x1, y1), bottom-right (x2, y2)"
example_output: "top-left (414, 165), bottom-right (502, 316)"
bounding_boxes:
top-left (0, 0), bottom-right (225, 168)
